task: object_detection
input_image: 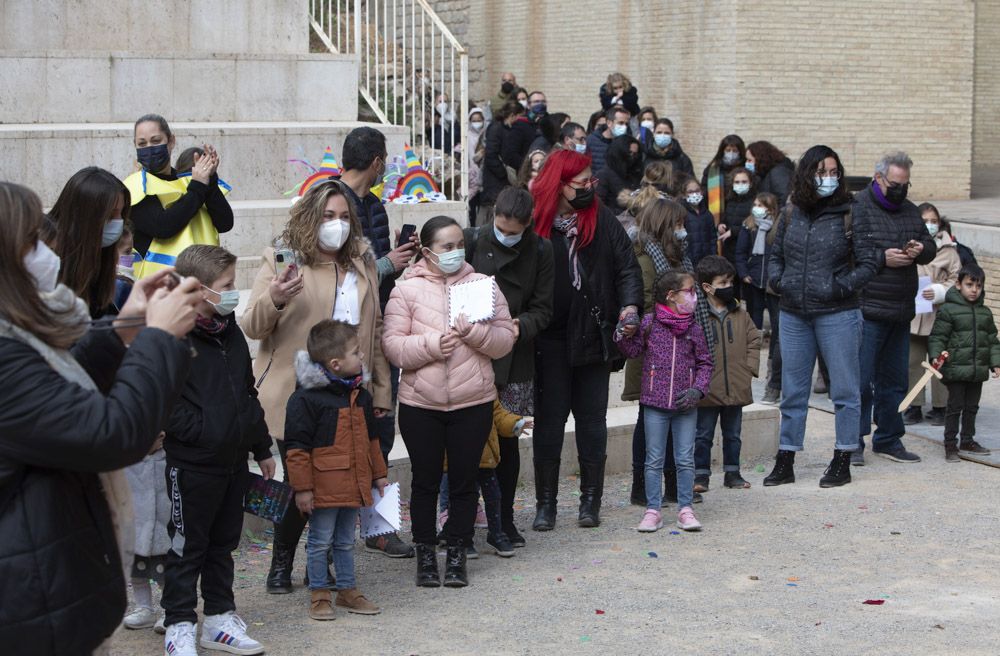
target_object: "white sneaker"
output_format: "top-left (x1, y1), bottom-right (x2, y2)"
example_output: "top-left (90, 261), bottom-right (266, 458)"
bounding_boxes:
top-left (200, 611), bottom-right (265, 655)
top-left (164, 622), bottom-right (198, 656)
top-left (123, 606), bottom-right (156, 629)
top-left (154, 615), bottom-right (166, 634)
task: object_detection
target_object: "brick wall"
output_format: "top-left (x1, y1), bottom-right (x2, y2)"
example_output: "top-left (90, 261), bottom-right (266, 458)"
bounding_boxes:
top-left (431, 0), bottom-right (977, 200)
top-left (974, 0), bottom-right (1000, 171)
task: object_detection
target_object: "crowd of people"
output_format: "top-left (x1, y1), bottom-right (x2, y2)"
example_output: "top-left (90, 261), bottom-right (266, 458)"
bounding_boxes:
top-left (2, 69), bottom-right (1000, 656)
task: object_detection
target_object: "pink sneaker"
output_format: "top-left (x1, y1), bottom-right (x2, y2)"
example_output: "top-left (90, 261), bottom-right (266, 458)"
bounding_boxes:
top-left (474, 504), bottom-right (488, 529)
top-left (437, 509), bottom-right (448, 531)
top-left (636, 509), bottom-right (662, 532)
top-left (677, 506), bottom-right (702, 531)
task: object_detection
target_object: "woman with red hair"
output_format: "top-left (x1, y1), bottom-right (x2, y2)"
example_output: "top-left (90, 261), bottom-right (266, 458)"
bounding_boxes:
top-left (530, 149), bottom-right (643, 531)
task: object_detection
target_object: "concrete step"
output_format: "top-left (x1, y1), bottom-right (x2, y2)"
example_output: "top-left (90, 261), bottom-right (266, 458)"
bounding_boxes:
top-left (0, 121), bottom-right (411, 206)
top-left (0, 0), bottom-right (306, 55)
top-left (0, 51), bottom-right (358, 124)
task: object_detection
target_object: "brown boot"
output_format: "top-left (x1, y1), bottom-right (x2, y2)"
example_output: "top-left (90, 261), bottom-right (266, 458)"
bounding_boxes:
top-left (309, 589), bottom-right (336, 621)
top-left (335, 588), bottom-right (381, 615)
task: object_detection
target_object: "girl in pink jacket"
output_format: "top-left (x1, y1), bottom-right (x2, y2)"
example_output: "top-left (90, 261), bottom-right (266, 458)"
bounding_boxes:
top-left (382, 216), bottom-right (515, 589)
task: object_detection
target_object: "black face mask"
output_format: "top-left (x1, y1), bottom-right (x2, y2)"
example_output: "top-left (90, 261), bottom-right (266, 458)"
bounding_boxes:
top-left (713, 286), bottom-right (736, 303)
top-left (567, 185), bottom-right (595, 210)
top-left (137, 143), bottom-right (170, 172)
top-left (501, 81), bottom-right (515, 94)
top-left (885, 182), bottom-right (908, 205)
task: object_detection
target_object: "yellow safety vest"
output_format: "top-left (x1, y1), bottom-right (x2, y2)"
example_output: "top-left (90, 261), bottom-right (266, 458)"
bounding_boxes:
top-left (123, 170), bottom-right (232, 279)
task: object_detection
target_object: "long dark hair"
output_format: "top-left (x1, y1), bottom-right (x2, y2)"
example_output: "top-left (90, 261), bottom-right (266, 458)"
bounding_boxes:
top-left (746, 140), bottom-right (787, 178)
top-left (604, 135), bottom-right (642, 182)
top-left (790, 145), bottom-right (851, 211)
top-left (708, 134), bottom-right (746, 169)
top-left (636, 197), bottom-right (687, 269)
top-left (725, 166), bottom-right (757, 202)
top-left (539, 112), bottom-right (569, 146)
top-left (416, 215), bottom-right (462, 261)
top-left (45, 167), bottom-right (131, 315)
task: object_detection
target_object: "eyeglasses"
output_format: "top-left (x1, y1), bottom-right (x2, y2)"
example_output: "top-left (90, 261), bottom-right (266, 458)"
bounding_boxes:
top-left (566, 176), bottom-right (598, 190)
top-left (883, 178), bottom-right (912, 190)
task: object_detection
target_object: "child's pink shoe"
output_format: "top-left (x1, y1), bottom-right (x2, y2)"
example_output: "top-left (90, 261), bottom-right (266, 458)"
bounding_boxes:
top-left (636, 509), bottom-right (662, 532)
top-left (677, 506), bottom-right (702, 531)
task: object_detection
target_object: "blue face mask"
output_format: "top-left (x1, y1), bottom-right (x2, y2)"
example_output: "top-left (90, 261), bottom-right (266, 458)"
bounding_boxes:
top-left (494, 224), bottom-right (523, 248)
top-left (926, 222), bottom-right (939, 237)
top-left (574, 142), bottom-right (587, 154)
top-left (203, 286), bottom-right (240, 316)
top-left (102, 218), bottom-right (124, 247)
top-left (136, 143), bottom-right (170, 172)
top-left (654, 134), bottom-right (672, 149)
top-left (674, 229), bottom-right (688, 242)
top-left (745, 161), bottom-right (756, 173)
top-left (611, 124), bottom-right (628, 138)
top-left (815, 175), bottom-right (839, 198)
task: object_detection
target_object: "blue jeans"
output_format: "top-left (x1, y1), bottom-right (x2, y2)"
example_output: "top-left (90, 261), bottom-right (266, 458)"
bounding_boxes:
top-left (643, 405), bottom-right (698, 510)
top-left (694, 405), bottom-right (743, 478)
top-left (778, 309), bottom-right (862, 452)
top-left (306, 507), bottom-right (359, 591)
top-left (858, 319), bottom-right (909, 452)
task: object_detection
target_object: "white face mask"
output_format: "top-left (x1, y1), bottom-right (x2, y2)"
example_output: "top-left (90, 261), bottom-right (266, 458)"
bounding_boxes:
top-left (686, 192), bottom-right (704, 206)
top-left (751, 206), bottom-right (769, 220)
top-left (611, 124), bottom-right (628, 138)
top-left (518, 99), bottom-right (529, 108)
top-left (470, 121), bottom-right (484, 131)
top-left (24, 240), bottom-right (61, 293)
top-left (428, 248), bottom-right (466, 274)
top-left (574, 142), bottom-right (587, 154)
top-left (640, 120), bottom-right (654, 131)
top-left (318, 220), bottom-right (349, 251)
top-left (204, 286), bottom-right (240, 316)
top-left (733, 182), bottom-right (751, 196)
top-left (494, 224), bottom-right (523, 248)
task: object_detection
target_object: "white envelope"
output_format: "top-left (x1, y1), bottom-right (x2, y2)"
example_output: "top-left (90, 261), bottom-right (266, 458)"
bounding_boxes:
top-left (360, 482), bottom-right (402, 538)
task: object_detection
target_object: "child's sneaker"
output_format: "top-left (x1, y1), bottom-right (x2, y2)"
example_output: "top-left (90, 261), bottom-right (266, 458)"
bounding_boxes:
top-left (677, 506), bottom-right (702, 531)
top-left (335, 588), bottom-right (381, 615)
top-left (466, 544), bottom-right (479, 559)
top-left (474, 504), bottom-right (488, 529)
top-left (124, 606), bottom-right (156, 629)
top-left (486, 532), bottom-right (515, 557)
top-left (200, 611), bottom-right (264, 655)
top-left (155, 615), bottom-right (167, 634)
top-left (164, 622), bottom-right (197, 656)
top-left (636, 509), bottom-right (662, 532)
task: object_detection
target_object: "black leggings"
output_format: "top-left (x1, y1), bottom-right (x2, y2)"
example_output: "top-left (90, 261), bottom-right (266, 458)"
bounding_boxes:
top-left (496, 435), bottom-right (521, 529)
top-left (399, 402), bottom-right (493, 546)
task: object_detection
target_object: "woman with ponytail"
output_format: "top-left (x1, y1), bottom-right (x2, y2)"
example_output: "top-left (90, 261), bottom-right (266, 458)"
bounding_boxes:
top-left (529, 149), bottom-right (643, 532)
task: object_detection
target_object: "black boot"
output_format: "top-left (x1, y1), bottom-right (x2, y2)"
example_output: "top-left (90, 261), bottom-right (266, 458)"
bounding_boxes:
top-left (630, 468), bottom-right (647, 506)
top-left (265, 539), bottom-right (294, 594)
top-left (763, 450), bottom-right (796, 486)
top-left (819, 449), bottom-right (852, 488)
top-left (415, 544), bottom-right (441, 588)
top-left (443, 545), bottom-right (468, 587)
top-left (577, 456), bottom-right (606, 528)
top-left (531, 459), bottom-right (560, 531)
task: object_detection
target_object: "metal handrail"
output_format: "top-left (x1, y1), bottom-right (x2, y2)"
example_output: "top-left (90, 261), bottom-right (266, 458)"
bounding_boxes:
top-left (308, 0), bottom-right (469, 202)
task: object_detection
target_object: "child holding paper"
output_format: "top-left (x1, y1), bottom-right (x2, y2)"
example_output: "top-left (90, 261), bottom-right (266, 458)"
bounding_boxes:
top-left (285, 319), bottom-right (388, 620)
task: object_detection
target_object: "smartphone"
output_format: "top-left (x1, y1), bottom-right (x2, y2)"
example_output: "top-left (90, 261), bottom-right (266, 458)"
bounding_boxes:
top-left (275, 248), bottom-right (297, 277)
top-left (397, 224), bottom-right (417, 248)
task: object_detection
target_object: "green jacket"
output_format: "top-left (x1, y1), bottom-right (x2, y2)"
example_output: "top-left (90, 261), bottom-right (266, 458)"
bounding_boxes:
top-left (928, 286), bottom-right (1000, 383)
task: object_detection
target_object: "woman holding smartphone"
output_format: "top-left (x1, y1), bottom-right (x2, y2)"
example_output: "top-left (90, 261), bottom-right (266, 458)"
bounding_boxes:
top-left (244, 180), bottom-right (391, 593)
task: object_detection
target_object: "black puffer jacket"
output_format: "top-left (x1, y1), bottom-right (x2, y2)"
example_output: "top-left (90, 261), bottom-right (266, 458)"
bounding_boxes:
top-left (339, 181), bottom-right (394, 306)
top-left (852, 185), bottom-right (937, 323)
top-left (542, 205), bottom-right (644, 369)
top-left (465, 222), bottom-right (554, 386)
top-left (722, 194), bottom-right (754, 264)
top-left (642, 137), bottom-right (695, 177)
top-left (769, 198), bottom-right (883, 317)
top-left (164, 319), bottom-right (273, 474)
top-left (0, 328), bottom-right (190, 656)
top-left (757, 158), bottom-right (794, 206)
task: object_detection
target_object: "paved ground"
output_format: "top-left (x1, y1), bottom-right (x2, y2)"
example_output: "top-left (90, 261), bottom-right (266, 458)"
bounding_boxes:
top-left (111, 403), bottom-right (1000, 656)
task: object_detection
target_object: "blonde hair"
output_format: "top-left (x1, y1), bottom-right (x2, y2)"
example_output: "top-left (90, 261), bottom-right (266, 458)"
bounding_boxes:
top-left (636, 197), bottom-right (686, 269)
top-left (606, 72), bottom-right (632, 93)
top-left (625, 160), bottom-right (674, 216)
top-left (744, 192), bottom-right (781, 245)
top-left (280, 180), bottom-right (366, 269)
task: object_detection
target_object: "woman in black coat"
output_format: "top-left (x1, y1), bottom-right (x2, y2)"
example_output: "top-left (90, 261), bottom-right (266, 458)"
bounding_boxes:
top-left (0, 182), bottom-right (202, 655)
top-left (719, 167), bottom-right (757, 292)
top-left (464, 186), bottom-right (554, 545)
top-left (597, 135), bottom-right (644, 212)
top-left (479, 100), bottom-right (536, 224)
top-left (529, 149), bottom-right (643, 532)
top-left (643, 118), bottom-right (695, 177)
top-left (746, 140), bottom-right (795, 206)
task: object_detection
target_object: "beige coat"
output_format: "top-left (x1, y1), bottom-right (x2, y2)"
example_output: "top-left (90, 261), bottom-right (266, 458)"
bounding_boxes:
top-left (242, 245), bottom-right (391, 440)
top-left (382, 260), bottom-right (516, 411)
top-left (911, 234), bottom-right (962, 336)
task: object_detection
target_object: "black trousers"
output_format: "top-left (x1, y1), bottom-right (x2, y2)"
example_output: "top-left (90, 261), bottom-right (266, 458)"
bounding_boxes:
top-left (162, 465), bottom-right (247, 626)
top-left (944, 380), bottom-right (983, 446)
top-left (495, 434), bottom-right (520, 529)
top-left (399, 402), bottom-right (492, 546)
top-left (533, 337), bottom-right (611, 462)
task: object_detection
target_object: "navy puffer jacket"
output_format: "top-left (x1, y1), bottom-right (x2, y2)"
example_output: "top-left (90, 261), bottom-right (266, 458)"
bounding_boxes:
top-left (768, 198), bottom-right (882, 317)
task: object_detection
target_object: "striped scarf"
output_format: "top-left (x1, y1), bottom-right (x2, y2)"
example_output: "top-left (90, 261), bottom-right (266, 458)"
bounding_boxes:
top-left (553, 214), bottom-right (582, 290)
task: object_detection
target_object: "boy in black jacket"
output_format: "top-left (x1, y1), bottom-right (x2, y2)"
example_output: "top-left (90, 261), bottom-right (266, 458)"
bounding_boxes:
top-left (161, 245), bottom-right (275, 656)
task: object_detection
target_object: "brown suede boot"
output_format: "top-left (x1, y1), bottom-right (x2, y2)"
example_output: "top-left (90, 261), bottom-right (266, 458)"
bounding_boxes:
top-left (336, 588), bottom-right (381, 615)
top-left (309, 589), bottom-right (336, 621)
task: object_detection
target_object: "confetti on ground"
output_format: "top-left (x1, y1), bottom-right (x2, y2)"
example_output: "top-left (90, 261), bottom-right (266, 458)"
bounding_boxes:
top-left (580, 636), bottom-right (591, 643)
top-left (571, 565), bottom-right (581, 570)
top-left (647, 551), bottom-right (658, 558)
top-left (610, 545), bottom-right (623, 552)
top-left (557, 577), bottom-right (563, 582)
top-left (890, 531), bottom-right (902, 535)
top-left (595, 609), bottom-right (605, 615)
top-left (933, 624), bottom-right (945, 630)
top-left (669, 531), bottom-right (680, 535)
top-left (815, 622), bottom-right (823, 626)
top-left (862, 599), bottom-right (885, 605)
top-left (755, 464), bottom-right (765, 473)
top-left (749, 575), bottom-right (760, 581)
top-left (823, 523), bottom-right (834, 529)
top-left (858, 505), bottom-right (868, 510)
top-left (512, 575), bottom-right (523, 582)
top-left (787, 583), bottom-right (798, 587)
top-left (591, 559), bottom-right (604, 565)
top-left (788, 577), bottom-right (800, 582)
top-left (252, 622), bottom-right (264, 626)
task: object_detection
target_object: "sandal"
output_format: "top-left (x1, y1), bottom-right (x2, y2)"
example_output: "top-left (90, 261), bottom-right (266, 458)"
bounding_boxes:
top-left (724, 472), bottom-right (751, 489)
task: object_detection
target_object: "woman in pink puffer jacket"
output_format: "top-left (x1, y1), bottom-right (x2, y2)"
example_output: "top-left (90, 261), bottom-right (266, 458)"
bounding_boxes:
top-left (382, 215), bottom-right (515, 589)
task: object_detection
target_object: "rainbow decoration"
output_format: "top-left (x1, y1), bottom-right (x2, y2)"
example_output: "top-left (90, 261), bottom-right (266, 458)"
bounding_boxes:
top-left (318, 146), bottom-right (342, 175)
top-left (390, 144), bottom-right (446, 204)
